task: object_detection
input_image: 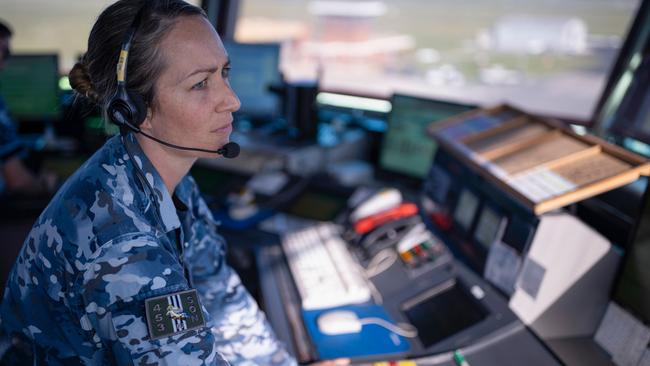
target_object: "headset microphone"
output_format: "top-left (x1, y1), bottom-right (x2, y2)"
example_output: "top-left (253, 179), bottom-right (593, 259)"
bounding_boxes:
top-left (134, 128), bottom-right (240, 158)
top-left (218, 141), bottom-right (240, 158)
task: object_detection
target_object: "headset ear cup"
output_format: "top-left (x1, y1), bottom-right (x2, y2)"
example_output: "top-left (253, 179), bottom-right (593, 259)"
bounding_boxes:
top-left (127, 90), bottom-right (147, 127)
top-left (107, 90), bottom-right (147, 132)
top-left (107, 98), bottom-right (131, 129)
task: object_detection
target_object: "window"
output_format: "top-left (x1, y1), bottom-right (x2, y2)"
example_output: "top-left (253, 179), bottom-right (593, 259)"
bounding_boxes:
top-left (236, 0), bottom-right (640, 121)
top-left (0, 0), bottom-right (202, 74)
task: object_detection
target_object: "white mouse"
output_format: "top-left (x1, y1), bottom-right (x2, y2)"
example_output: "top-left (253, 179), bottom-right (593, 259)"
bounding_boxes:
top-left (317, 310), bottom-right (363, 335)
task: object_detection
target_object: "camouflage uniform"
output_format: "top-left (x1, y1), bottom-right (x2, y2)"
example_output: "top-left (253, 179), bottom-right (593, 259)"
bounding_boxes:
top-left (0, 132), bottom-right (297, 365)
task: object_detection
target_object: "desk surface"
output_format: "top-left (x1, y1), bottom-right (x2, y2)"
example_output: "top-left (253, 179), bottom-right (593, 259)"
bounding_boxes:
top-left (255, 239), bottom-right (561, 365)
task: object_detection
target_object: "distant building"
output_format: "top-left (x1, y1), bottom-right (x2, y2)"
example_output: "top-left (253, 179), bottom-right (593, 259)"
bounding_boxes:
top-left (235, 17), bottom-right (308, 43)
top-left (309, 0), bottom-right (387, 42)
top-left (304, 1), bottom-right (414, 64)
top-left (479, 15), bottom-right (588, 55)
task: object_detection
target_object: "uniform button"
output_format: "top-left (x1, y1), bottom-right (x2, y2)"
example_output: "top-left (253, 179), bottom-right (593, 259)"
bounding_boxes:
top-left (184, 242), bottom-right (189, 248)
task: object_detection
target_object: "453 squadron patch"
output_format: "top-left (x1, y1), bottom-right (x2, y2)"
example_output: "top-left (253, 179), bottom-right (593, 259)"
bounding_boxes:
top-left (145, 289), bottom-right (206, 339)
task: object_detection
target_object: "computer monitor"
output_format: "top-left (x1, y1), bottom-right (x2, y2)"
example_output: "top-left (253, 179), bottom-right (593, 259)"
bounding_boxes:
top-left (453, 188), bottom-right (480, 232)
top-left (223, 42), bottom-right (282, 119)
top-left (378, 94), bottom-right (475, 182)
top-left (0, 54), bottom-right (60, 120)
top-left (474, 205), bottom-right (505, 249)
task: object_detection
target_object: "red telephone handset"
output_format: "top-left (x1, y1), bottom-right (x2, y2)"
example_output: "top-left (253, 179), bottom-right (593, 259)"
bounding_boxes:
top-left (354, 203), bottom-right (419, 235)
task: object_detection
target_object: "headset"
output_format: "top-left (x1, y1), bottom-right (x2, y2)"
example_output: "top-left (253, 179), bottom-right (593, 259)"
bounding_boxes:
top-left (107, 2), bottom-right (240, 158)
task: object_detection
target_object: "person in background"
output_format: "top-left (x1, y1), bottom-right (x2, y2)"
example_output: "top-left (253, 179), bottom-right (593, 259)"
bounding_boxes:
top-left (0, 20), bottom-right (56, 196)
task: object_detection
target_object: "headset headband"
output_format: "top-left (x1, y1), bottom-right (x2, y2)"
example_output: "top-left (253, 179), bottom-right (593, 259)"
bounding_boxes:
top-left (108, 2), bottom-right (150, 132)
top-left (117, 2), bottom-right (149, 85)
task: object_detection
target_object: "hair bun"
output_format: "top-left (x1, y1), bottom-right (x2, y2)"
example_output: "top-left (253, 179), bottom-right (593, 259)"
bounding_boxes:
top-left (69, 61), bottom-right (100, 104)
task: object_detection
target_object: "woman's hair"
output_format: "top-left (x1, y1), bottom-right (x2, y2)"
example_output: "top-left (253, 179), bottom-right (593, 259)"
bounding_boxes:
top-left (68, 0), bottom-right (205, 111)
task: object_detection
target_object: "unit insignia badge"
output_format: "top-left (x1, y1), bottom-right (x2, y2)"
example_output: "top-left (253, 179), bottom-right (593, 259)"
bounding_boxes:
top-left (145, 289), bottom-right (206, 339)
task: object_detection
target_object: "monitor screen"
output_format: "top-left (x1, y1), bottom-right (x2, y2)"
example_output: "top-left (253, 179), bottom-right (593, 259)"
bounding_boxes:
top-left (379, 94), bottom-right (474, 179)
top-left (224, 42), bottom-right (281, 118)
top-left (402, 279), bottom-right (488, 348)
top-left (0, 54), bottom-right (60, 119)
top-left (501, 215), bottom-right (533, 254)
top-left (474, 206), bottom-right (504, 249)
top-left (453, 189), bottom-right (479, 232)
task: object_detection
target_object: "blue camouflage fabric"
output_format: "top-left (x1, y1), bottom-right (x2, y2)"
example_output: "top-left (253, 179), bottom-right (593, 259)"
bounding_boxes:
top-left (0, 95), bottom-right (25, 163)
top-left (0, 132), bottom-right (297, 365)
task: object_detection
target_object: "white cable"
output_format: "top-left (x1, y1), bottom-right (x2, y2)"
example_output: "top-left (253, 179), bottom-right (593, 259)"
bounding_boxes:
top-left (366, 275), bottom-right (383, 305)
top-left (359, 317), bottom-right (418, 338)
top-left (353, 258), bottom-right (383, 304)
top-left (364, 248), bottom-right (398, 278)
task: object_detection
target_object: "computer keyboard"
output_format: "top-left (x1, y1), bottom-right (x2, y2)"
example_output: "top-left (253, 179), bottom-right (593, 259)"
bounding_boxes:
top-left (281, 223), bottom-right (372, 310)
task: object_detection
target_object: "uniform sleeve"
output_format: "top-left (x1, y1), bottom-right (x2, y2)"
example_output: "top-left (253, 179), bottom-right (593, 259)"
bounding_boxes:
top-left (80, 232), bottom-right (231, 366)
top-left (0, 99), bottom-right (25, 162)
top-left (186, 187), bottom-right (298, 366)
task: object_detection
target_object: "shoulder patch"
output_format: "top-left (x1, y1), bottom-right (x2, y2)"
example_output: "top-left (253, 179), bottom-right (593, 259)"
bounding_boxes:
top-left (145, 289), bottom-right (206, 340)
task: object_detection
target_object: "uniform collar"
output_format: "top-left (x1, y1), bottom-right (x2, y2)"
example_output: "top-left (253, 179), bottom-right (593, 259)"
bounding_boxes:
top-left (121, 132), bottom-right (183, 233)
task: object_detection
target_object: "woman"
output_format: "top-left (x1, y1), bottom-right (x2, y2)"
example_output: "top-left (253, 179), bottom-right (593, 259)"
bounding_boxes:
top-left (1, 1), bottom-right (346, 365)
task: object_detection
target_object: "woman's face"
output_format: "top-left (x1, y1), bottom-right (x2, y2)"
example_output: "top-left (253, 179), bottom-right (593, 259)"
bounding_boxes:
top-left (143, 15), bottom-right (240, 158)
